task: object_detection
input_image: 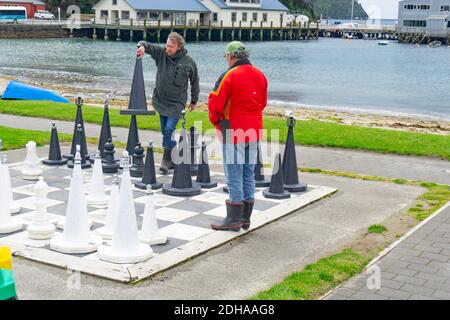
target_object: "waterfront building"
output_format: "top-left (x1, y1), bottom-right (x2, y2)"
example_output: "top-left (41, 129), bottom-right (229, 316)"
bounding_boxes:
top-left (0, 0), bottom-right (45, 19)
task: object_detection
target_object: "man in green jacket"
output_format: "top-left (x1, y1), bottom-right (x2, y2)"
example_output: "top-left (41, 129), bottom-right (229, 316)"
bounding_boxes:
top-left (137, 32), bottom-right (200, 173)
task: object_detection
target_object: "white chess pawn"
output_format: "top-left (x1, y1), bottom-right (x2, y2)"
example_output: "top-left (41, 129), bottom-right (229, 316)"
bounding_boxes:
top-left (86, 150), bottom-right (109, 207)
top-left (96, 175), bottom-right (120, 240)
top-left (27, 177), bottom-right (56, 240)
top-left (98, 151), bottom-right (153, 264)
top-left (0, 155), bottom-right (21, 214)
top-left (139, 186), bottom-right (167, 245)
top-left (22, 141), bottom-right (42, 181)
top-left (50, 145), bottom-right (102, 254)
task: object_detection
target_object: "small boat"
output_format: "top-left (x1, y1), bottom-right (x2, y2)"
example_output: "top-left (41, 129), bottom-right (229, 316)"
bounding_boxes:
top-left (428, 41), bottom-right (442, 48)
top-left (0, 80), bottom-right (69, 103)
top-left (378, 41), bottom-right (388, 46)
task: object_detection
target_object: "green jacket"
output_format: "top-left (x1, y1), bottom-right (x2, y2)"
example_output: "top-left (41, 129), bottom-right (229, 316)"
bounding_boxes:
top-left (138, 41), bottom-right (200, 119)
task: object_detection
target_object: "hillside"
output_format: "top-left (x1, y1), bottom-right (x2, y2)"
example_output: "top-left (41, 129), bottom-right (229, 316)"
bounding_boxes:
top-left (280, 0), bottom-right (368, 20)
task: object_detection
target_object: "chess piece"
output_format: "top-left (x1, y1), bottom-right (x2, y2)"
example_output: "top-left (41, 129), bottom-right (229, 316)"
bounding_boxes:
top-left (97, 95), bottom-right (112, 160)
top-left (64, 96), bottom-right (90, 161)
top-left (42, 122), bottom-right (68, 166)
top-left (162, 137), bottom-right (201, 197)
top-left (98, 151), bottom-right (153, 264)
top-left (0, 155), bottom-right (23, 234)
top-left (120, 57), bottom-right (155, 116)
top-left (130, 142), bottom-right (145, 178)
top-left (196, 141), bottom-right (217, 189)
top-left (50, 146), bottom-right (102, 254)
top-left (263, 153), bottom-right (291, 200)
top-left (189, 126), bottom-right (199, 176)
top-left (135, 141), bottom-right (162, 190)
top-left (102, 139), bottom-right (119, 173)
top-left (96, 175), bottom-right (120, 240)
top-left (86, 150), bottom-right (109, 207)
top-left (139, 186), bottom-right (167, 245)
top-left (254, 143), bottom-right (270, 188)
top-left (1, 155), bottom-right (21, 214)
top-left (67, 124), bottom-right (91, 169)
top-left (126, 115), bottom-right (139, 157)
top-left (282, 112), bottom-right (307, 192)
top-left (27, 177), bottom-right (55, 240)
top-left (22, 141), bottom-right (42, 181)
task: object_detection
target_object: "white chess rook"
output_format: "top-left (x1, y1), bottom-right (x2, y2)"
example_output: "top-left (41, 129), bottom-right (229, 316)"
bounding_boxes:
top-left (50, 145), bottom-right (102, 254)
top-left (1, 155), bottom-right (21, 214)
top-left (27, 177), bottom-right (55, 240)
top-left (0, 156), bottom-right (23, 234)
top-left (86, 150), bottom-right (109, 207)
top-left (98, 151), bottom-right (153, 264)
top-left (22, 141), bottom-right (43, 181)
top-left (96, 175), bottom-right (120, 240)
top-left (139, 186), bottom-right (167, 245)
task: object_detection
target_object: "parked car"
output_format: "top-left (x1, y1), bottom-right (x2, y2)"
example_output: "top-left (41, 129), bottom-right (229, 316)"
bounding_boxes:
top-left (34, 10), bottom-right (55, 20)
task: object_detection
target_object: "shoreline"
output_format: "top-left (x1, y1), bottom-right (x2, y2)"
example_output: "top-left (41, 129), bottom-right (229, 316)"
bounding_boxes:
top-left (1, 76), bottom-right (449, 136)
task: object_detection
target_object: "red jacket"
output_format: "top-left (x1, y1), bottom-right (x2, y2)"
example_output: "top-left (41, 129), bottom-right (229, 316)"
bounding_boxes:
top-left (208, 59), bottom-right (268, 144)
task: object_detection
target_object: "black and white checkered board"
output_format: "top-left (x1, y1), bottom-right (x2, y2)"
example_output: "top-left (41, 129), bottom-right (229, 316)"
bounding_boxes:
top-left (1, 161), bottom-right (336, 282)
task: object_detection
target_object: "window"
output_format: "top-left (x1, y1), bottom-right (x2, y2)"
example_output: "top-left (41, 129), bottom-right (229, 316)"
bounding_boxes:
top-left (242, 12), bottom-right (247, 22)
top-left (149, 12), bottom-right (160, 20)
top-left (162, 12), bottom-right (171, 21)
top-left (112, 0), bottom-right (117, 5)
top-left (441, 5), bottom-right (450, 12)
top-left (403, 20), bottom-right (427, 27)
top-left (121, 11), bottom-right (129, 20)
top-left (213, 13), bottom-right (218, 22)
top-left (174, 12), bottom-right (186, 25)
top-left (263, 13), bottom-right (267, 22)
top-left (100, 10), bottom-right (108, 18)
top-left (252, 12), bottom-right (258, 22)
top-left (231, 12), bottom-right (237, 22)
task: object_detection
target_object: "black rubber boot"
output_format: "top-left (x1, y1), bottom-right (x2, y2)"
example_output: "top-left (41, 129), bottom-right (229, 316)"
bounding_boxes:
top-left (242, 200), bottom-right (254, 230)
top-left (159, 148), bottom-right (171, 174)
top-left (211, 201), bottom-right (243, 232)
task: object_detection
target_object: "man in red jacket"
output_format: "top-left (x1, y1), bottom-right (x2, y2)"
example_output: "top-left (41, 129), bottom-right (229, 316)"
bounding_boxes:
top-left (208, 41), bottom-right (268, 231)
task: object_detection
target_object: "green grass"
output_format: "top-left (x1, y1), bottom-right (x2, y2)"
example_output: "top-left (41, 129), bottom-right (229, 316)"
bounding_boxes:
top-left (1, 100), bottom-right (449, 160)
top-left (0, 125), bottom-right (72, 150)
top-left (368, 224), bottom-right (388, 234)
top-left (252, 249), bottom-right (371, 300)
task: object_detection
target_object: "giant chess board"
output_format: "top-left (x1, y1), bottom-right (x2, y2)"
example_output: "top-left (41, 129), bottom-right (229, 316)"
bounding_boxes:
top-left (0, 160), bottom-right (336, 283)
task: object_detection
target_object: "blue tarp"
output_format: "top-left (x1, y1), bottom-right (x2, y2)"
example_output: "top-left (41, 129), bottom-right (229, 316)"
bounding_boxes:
top-left (1, 80), bottom-right (70, 103)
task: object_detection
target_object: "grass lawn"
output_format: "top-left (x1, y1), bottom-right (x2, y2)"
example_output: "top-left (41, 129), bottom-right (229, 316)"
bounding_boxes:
top-left (0, 100), bottom-right (449, 160)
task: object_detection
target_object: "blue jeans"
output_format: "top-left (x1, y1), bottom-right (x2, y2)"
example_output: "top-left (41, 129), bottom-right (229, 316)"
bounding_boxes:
top-left (159, 115), bottom-right (179, 149)
top-left (222, 142), bottom-right (258, 203)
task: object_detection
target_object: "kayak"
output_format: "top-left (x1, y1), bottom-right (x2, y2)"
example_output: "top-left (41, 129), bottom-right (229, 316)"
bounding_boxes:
top-left (1, 80), bottom-right (69, 103)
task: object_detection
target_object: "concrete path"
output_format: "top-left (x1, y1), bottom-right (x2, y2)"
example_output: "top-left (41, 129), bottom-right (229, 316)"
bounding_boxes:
top-left (0, 114), bottom-right (449, 184)
top-left (324, 203), bottom-right (450, 300)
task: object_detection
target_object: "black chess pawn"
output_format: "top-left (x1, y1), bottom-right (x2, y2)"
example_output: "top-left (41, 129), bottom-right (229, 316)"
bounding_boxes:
top-left (64, 96), bottom-right (90, 161)
top-left (263, 153), bottom-right (291, 200)
top-left (135, 141), bottom-right (162, 190)
top-left (254, 144), bottom-right (270, 188)
top-left (43, 122), bottom-right (68, 166)
top-left (196, 141), bottom-right (217, 189)
top-left (130, 142), bottom-right (145, 178)
top-left (102, 139), bottom-right (119, 173)
top-left (67, 124), bottom-right (91, 169)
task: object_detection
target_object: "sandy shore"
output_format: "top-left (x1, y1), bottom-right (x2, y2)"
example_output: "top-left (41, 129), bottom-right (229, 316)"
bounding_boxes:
top-left (1, 76), bottom-right (449, 135)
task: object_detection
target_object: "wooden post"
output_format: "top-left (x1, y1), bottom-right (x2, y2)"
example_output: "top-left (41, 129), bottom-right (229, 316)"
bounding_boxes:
top-left (307, 21), bottom-right (310, 40)
top-left (260, 20), bottom-right (263, 41)
top-left (143, 19), bottom-right (147, 41)
top-left (208, 20), bottom-right (212, 41)
top-left (104, 17), bottom-right (109, 40)
top-left (116, 19), bottom-right (121, 41)
top-left (220, 20), bottom-right (224, 41)
top-left (157, 19), bottom-right (161, 43)
top-left (270, 21), bottom-right (273, 41)
top-left (170, 17), bottom-right (174, 32)
top-left (250, 21), bottom-right (253, 41)
top-left (129, 18), bottom-right (133, 42)
top-left (196, 20), bottom-right (199, 42)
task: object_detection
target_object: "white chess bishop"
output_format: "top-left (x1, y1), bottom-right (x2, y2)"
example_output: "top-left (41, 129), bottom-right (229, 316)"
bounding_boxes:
top-left (27, 177), bottom-right (56, 240)
top-left (22, 141), bottom-right (42, 181)
top-left (139, 186), bottom-right (167, 245)
top-left (0, 153), bottom-right (21, 214)
top-left (98, 151), bottom-right (153, 264)
top-left (50, 146), bottom-right (102, 254)
top-left (0, 151), bottom-right (23, 234)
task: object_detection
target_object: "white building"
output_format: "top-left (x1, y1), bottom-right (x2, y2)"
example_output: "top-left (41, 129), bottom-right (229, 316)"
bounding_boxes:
top-left (93, 0), bottom-right (290, 27)
top-left (398, 0), bottom-right (450, 38)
